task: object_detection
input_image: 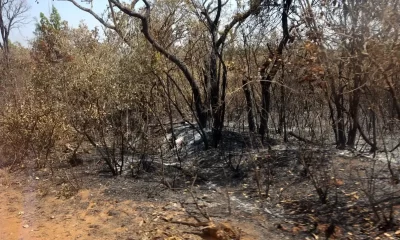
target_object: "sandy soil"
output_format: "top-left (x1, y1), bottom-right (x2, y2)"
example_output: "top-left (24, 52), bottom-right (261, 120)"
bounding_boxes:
top-left (1, 142), bottom-right (399, 240)
top-left (0, 174), bottom-right (280, 240)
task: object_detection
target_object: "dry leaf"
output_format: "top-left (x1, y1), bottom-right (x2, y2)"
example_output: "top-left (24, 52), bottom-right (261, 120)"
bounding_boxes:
top-left (383, 232), bottom-right (392, 238)
top-left (292, 227), bottom-right (300, 234)
top-left (332, 178), bottom-right (344, 186)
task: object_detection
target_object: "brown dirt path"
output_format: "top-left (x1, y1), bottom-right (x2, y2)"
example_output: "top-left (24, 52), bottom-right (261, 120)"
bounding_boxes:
top-left (0, 178), bottom-right (272, 240)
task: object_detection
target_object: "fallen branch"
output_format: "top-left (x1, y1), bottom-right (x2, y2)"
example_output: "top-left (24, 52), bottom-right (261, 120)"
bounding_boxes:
top-left (288, 132), bottom-right (315, 144)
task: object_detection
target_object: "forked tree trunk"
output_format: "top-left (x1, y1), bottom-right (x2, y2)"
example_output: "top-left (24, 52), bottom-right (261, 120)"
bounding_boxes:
top-left (258, 0), bottom-right (292, 143)
top-left (208, 46), bottom-right (228, 148)
top-left (208, 47), bottom-right (223, 147)
top-left (68, 0), bottom-right (267, 149)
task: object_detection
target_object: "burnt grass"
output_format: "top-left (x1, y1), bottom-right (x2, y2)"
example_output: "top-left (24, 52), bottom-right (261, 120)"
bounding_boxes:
top-left (27, 129), bottom-right (400, 239)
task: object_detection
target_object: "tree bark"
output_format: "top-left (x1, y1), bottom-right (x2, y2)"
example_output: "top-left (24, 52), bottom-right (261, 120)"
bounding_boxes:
top-left (242, 78), bottom-right (256, 132)
top-left (67, 0), bottom-right (265, 148)
top-left (258, 0), bottom-right (292, 142)
top-left (331, 78), bottom-right (346, 149)
top-left (347, 66), bottom-right (362, 147)
top-left (386, 78), bottom-right (400, 121)
top-left (259, 69), bottom-right (273, 140)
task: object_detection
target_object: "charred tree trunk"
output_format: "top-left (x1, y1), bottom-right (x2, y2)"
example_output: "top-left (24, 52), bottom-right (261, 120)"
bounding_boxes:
top-left (203, 46), bottom-right (226, 147)
top-left (192, 81), bottom-right (208, 130)
top-left (370, 108), bottom-right (377, 153)
top-left (278, 84), bottom-right (285, 134)
top-left (212, 59), bottom-right (227, 147)
top-left (69, 0), bottom-right (266, 149)
top-left (386, 78), bottom-right (400, 121)
top-left (331, 81), bottom-right (346, 149)
top-left (334, 57), bottom-right (347, 149)
top-left (208, 47), bottom-right (223, 147)
top-left (278, 68), bottom-right (288, 141)
top-left (325, 78), bottom-right (339, 146)
top-left (259, 72), bottom-right (273, 140)
top-left (347, 66), bottom-right (362, 147)
top-left (336, 94), bottom-right (347, 149)
top-left (258, 0), bottom-right (292, 142)
top-left (243, 77), bottom-right (256, 132)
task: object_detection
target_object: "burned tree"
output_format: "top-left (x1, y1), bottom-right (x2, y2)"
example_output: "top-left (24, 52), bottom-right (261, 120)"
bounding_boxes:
top-left (64, 0), bottom-right (267, 148)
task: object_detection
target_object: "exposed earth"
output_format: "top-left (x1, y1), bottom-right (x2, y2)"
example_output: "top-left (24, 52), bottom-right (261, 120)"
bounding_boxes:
top-left (1, 135), bottom-right (400, 240)
top-left (0, 165), bottom-right (283, 240)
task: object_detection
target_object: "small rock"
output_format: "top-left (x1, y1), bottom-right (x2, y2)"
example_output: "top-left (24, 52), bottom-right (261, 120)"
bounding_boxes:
top-left (50, 216), bottom-right (55, 219)
top-left (23, 224), bottom-right (29, 228)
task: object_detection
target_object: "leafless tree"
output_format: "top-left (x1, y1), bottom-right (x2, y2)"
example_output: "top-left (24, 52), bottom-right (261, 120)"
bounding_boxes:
top-left (0, 0), bottom-right (30, 55)
top-left (63, 0), bottom-right (266, 148)
top-left (258, 0), bottom-right (294, 142)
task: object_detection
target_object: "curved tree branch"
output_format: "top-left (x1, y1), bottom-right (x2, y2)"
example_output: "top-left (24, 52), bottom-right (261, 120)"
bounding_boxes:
top-left (67, 0), bottom-right (116, 30)
top-left (216, 0), bottom-right (264, 47)
top-left (66, 0), bottom-right (206, 128)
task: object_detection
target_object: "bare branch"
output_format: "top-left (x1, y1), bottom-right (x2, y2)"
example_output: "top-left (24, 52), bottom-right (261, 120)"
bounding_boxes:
top-left (216, 0), bottom-right (264, 47)
top-left (66, 0), bottom-right (116, 30)
top-left (0, 0), bottom-right (30, 54)
top-left (65, 0), bottom-right (206, 131)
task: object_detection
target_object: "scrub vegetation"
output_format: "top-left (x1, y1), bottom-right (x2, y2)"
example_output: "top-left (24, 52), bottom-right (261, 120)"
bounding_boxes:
top-left (1, 0), bottom-right (400, 239)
